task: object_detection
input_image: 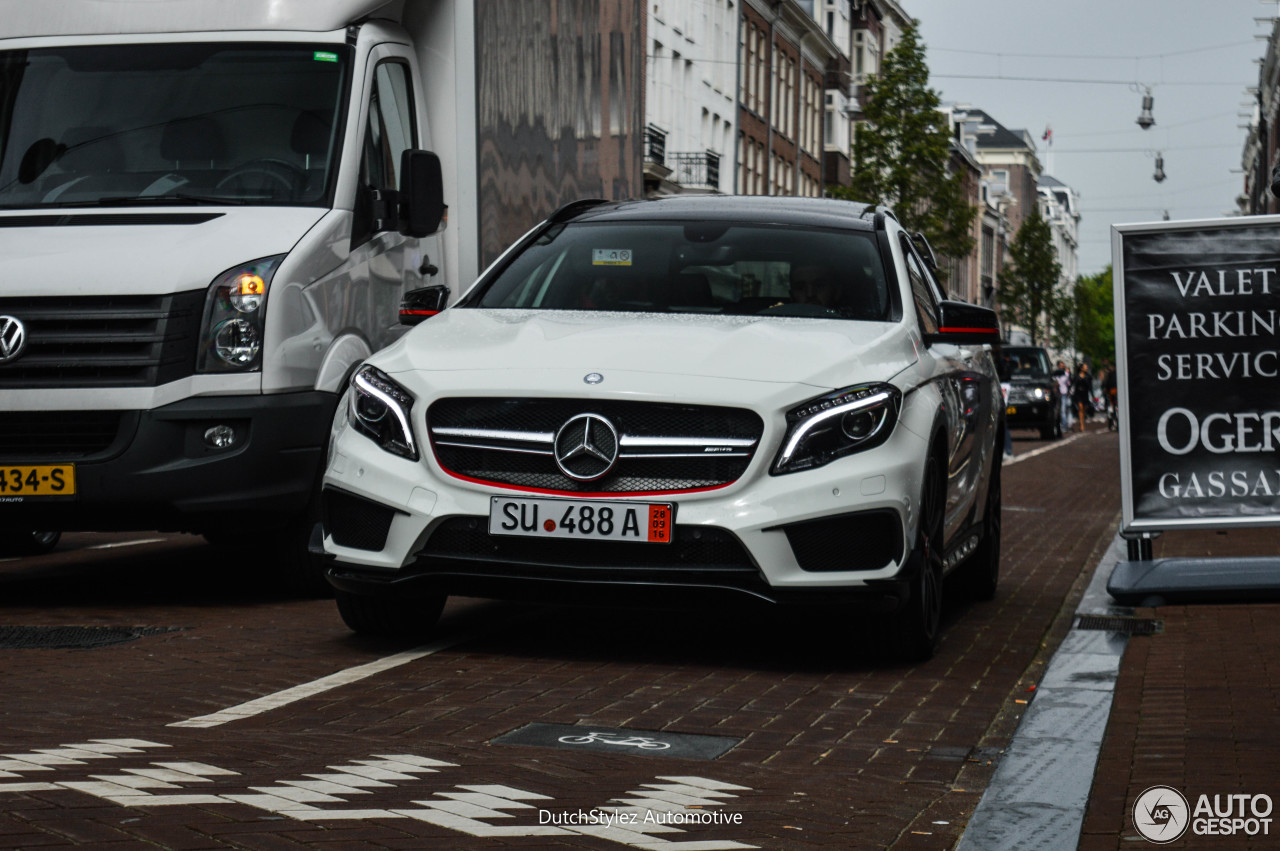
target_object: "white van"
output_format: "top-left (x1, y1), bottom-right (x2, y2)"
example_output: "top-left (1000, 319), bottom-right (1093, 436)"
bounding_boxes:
top-left (0, 0), bottom-right (470, 584)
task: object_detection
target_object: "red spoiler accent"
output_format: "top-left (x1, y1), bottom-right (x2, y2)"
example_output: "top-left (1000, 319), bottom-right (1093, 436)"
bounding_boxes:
top-left (939, 326), bottom-right (998, 335)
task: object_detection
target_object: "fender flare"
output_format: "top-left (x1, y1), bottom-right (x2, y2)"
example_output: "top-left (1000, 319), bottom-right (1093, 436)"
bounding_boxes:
top-left (315, 333), bottom-right (373, 395)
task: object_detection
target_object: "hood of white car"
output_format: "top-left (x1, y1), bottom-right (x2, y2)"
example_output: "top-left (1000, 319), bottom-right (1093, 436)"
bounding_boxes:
top-left (0, 207), bottom-right (325, 297)
top-left (379, 308), bottom-right (917, 389)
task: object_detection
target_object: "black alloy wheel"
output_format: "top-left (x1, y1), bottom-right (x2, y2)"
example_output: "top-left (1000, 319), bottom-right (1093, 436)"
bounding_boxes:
top-left (893, 453), bottom-right (945, 662)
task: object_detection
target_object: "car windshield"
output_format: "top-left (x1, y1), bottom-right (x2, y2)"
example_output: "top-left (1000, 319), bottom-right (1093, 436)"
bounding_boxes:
top-left (1002, 348), bottom-right (1052, 379)
top-left (472, 220), bottom-right (894, 320)
top-left (0, 43), bottom-right (348, 209)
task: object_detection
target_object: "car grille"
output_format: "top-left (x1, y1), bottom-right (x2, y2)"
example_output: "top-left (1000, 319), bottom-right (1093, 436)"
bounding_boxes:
top-left (0, 411), bottom-right (128, 460)
top-left (427, 398), bottom-right (764, 495)
top-left (1007, 384), bottom-right (1050, 405)
top-left (0, 292), bottom-right (204, 388)
top-left (419, 516), bottom-right (757, 573)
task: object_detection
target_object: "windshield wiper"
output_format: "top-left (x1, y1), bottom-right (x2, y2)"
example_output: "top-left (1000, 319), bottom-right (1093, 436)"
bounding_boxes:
top-left (92, 193), bottom-right (249, 207)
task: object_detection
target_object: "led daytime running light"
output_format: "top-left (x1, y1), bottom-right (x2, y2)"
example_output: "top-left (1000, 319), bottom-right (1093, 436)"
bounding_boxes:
top-left (353, 368), bottom-right (417, 458)
top-left (779, 388), bottom-right (894, 464)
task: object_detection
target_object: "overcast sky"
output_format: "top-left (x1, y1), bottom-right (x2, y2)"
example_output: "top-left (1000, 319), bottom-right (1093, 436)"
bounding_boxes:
top-left (908, 0), bottom-right (1270, 276)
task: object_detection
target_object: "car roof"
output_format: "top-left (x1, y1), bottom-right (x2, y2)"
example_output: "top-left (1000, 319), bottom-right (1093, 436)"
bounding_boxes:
top-left (564, 195), bottom-right (884, 232)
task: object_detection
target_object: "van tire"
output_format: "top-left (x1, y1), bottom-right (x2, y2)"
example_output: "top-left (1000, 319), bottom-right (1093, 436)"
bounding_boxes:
top-left (335, 589), bottom-right (445, 637)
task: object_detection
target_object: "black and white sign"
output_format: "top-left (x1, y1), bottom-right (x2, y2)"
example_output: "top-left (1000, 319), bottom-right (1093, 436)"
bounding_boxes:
top-left (1114, 216), bottom-right (1280, 530)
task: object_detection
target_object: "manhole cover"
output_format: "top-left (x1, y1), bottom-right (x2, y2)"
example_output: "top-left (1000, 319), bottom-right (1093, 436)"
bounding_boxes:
top-left (493, 723), bottom-right (741, 760)
top-left (1075, 615), bottom-right (1163, 636)
top-left (0, 625), bottom-right (185, 649)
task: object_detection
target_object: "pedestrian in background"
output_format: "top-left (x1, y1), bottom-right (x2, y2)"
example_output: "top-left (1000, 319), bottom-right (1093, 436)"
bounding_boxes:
top-left (1101, 361), bottom-right (1118, 430)
top-left (1054, 360), bottom-right (1072, 431)
top-left (1072, 362), bottom-right (1092, 433)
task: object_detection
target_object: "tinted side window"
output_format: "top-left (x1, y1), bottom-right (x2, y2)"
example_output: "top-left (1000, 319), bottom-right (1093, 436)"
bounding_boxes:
top-left (901, 235), bottom-right (939, 335)
top-left (361, 61), bottom-right (415, 191)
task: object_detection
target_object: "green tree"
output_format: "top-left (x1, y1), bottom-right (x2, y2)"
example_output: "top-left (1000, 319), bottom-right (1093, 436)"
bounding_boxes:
top-left (1073, 266), bottom-right (1116, 365)
top-left (1001, 207), bottom-right (1062, 345)
top-left (831, 24), bottom-right (976, 269)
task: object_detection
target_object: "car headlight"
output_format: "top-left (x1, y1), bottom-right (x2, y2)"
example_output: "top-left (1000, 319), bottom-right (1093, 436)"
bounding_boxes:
top-left (197, 255), bottom-right (284, 373)
top-left (348, 365), bottom-right (418, 460)
top-left (772, 384), bottom-right (901, 475)
top-left (1031, 387), bottom-right (1046, 400)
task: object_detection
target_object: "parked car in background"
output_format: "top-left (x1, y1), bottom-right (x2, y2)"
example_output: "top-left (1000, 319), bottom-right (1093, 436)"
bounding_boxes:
top-left (1000, 345), bottom-right (1061, 440)
top-left (320, 196), bottom-right (1004, 661)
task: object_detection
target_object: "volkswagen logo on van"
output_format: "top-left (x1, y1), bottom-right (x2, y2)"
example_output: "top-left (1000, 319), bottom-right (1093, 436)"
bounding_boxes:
top-left (0, 316), bottom-right (27, 364)
top-left (554, 413), bottom-right (619, 481)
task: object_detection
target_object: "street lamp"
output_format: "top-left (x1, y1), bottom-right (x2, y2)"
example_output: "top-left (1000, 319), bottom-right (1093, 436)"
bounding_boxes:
top-left (1136, 87), bottom-right (1155, 130)
top-left (1153, 152), bottom-right (1166, 183)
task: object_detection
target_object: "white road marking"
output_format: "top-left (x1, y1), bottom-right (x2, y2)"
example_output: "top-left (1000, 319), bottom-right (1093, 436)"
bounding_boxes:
top-left (0, 741), bottom-right (757, 850)
top-left (84, 538), bottom-right (168, 550)
top-left (168, 634), bottom-right (480, 728)
top-left (1005, 429), bottom-right (1095, 467)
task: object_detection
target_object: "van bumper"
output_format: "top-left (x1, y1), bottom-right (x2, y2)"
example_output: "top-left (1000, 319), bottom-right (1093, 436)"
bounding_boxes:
top-left (0, 392), bottom-right (336, 533)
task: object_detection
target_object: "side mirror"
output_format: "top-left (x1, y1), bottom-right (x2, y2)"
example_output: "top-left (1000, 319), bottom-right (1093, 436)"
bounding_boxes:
top-left (925, 300), bottom-right (1001, 346)
top-left (399, 149), bottom-right (446, 238)
top-left (400, 284), bottom-right (450, 326)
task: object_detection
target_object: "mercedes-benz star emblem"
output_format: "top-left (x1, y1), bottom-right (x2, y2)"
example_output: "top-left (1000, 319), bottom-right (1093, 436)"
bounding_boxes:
top-left (0, 316), bottom-right (27, 365)
top-left (584, 372), bottom-right (604, 385)
top-left (553, 413), bottom-right (620, 482)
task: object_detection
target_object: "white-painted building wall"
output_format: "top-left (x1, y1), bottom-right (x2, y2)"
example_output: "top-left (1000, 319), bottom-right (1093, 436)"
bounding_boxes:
top-left (648, 0), bottom-right (738, 193)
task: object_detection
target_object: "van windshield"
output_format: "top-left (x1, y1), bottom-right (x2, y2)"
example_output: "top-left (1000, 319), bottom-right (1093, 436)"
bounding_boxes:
top-left (472, 221), bottom-right (896, 321)
top-left (0, 43), bottom-right (348, 209)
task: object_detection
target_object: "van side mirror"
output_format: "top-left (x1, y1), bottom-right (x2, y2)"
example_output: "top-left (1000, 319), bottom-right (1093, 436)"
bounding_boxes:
top-left (400, 284), bottom-right (450, 325)
top-left (399, 149), bottom-right (446, 238)
top-left (925, 300), bottom-right (1001, 346)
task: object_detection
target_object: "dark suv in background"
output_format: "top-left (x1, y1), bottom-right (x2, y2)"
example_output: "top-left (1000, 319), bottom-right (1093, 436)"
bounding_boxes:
top-left (1000, 345), bottom-right (1061, 440)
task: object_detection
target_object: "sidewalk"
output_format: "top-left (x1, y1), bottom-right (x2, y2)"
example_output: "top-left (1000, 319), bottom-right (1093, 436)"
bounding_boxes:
top-left (1080, 526), bottom-right (1280, 849)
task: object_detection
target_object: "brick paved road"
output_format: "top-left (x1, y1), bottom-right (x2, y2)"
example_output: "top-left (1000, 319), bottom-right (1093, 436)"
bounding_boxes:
top-left (0, 428), bottom-right (1121, 850)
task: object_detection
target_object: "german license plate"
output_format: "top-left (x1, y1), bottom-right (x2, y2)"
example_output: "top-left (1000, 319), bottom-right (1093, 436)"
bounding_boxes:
top-left (0, 465), bottom-right (76, 497)
top-left (1006, 405), bottom-right (1017, 416)
top-left (489, 496), bottom-right (673, 544)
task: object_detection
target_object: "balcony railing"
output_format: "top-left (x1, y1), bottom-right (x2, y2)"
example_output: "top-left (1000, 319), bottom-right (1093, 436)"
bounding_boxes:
top-left (670, 151), bottom-right (720, 190)
top-left (645, 125), bottom-right (667, 167)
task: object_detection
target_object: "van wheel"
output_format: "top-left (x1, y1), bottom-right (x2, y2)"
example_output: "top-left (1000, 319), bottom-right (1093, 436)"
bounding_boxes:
top-left (335, 589), bottom-right (445, 637)
top-left (893, 455), bottom-right (945, 662)
top-left (962, 458), bottom-right (1001, 601)
top-left (3, 530), bottom-right (61, 556)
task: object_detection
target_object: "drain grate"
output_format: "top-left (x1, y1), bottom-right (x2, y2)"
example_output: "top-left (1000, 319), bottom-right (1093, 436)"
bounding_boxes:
top-left (1075, 615), bottom-right (1164, 636)
top-left (0, 625), bottom-right (185, 649)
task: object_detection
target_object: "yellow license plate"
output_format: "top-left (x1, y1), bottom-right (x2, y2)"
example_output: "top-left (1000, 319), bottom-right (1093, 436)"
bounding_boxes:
top-left (0, 465), bottom-right (76, 497)
top-left (1006, 406), bottom-right (1017, 416)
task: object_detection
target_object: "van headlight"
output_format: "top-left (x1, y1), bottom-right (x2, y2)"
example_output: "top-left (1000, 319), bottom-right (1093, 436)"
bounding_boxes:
top-left (772, 384), bottom-right (901, 475)
top-left (197, 255), bottom-right (284, 373)
top-left (348, 365), bottom-right (419, 460)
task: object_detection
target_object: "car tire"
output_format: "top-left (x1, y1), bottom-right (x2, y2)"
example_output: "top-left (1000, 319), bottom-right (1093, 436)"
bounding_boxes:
top-left (1040, 417), bottom-right (1061, 440)
top-left (961, 456), bottom-right (1001, 601)
top-left (335, 589), bottom-right (446, 637)
top-left (892, 454), bottom-right (945, 663)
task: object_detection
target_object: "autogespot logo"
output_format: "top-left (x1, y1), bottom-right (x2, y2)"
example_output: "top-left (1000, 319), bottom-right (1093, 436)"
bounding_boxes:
top-left (1134, 786), bottom-right (1189, 844)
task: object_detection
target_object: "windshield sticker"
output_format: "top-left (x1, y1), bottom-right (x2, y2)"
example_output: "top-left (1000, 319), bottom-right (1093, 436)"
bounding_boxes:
top-left (592, 249), bottom-right (633, 267)
top-left (313, 51), bottom-right (340, 63)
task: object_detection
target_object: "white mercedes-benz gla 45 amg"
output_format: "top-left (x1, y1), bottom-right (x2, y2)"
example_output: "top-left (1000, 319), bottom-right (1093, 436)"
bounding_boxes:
top-left (321, 196), bottom-right (1003, 660)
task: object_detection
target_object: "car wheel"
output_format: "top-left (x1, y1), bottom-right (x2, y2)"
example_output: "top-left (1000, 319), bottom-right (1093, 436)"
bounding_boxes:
top-left (335, 589), bottom-right (446, 637)
top-left (1040, 417), bottom-right (1061, 440)
top-left (893, 454), bottom-right (945, 662)
top-left (4, 530), bottom-right (61, 556)
top-left (961, 457), bottom-right (1001, 601)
